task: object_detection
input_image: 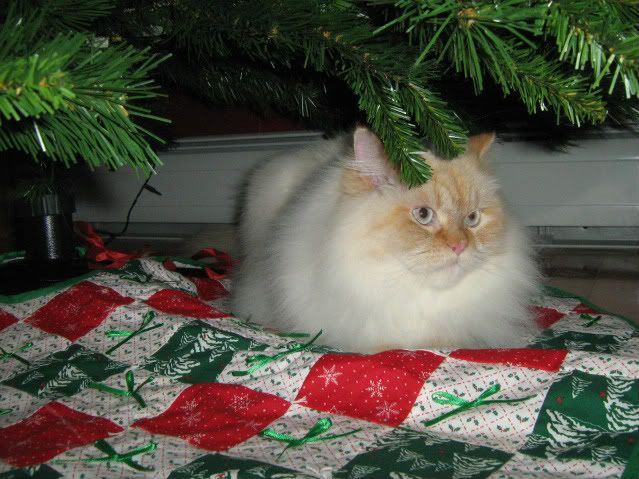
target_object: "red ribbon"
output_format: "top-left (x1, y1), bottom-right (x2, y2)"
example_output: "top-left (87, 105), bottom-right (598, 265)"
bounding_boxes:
top-left (191, 248), bottom-right (235, 280)
top-left (75, 222), bottom-right (143, 269)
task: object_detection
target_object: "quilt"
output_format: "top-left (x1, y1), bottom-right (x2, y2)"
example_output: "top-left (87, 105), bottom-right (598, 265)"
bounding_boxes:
top-left (0, 252), bottom-right (637, 479)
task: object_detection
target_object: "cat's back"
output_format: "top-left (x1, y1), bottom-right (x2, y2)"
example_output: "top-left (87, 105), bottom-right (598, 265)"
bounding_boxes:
top-left (238, 137), bottom-right (345, 252)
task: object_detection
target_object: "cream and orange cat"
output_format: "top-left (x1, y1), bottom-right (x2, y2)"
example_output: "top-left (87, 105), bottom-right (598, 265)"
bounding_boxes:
top-left (231, 127), bottom-right (540, 352)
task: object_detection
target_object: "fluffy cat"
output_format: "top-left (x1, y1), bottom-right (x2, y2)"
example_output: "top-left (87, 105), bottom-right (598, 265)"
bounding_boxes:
top-left (231, 127), bottom-right (540, 352)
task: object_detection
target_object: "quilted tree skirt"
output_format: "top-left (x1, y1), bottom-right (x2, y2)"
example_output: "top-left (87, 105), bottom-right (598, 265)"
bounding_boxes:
top-left (0, 255), bottom-right (638, 479)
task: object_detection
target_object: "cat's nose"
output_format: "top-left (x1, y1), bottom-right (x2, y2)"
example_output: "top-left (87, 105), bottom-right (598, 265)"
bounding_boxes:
top-left (449, 240), bottom-right (467, 255)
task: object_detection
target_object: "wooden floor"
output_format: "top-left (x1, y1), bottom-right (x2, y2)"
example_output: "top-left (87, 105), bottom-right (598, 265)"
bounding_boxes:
top-left (540, 248), bottom-right (639, 323)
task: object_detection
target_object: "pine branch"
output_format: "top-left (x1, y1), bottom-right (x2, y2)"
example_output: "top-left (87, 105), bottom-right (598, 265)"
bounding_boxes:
top-left (545, 0), bottom-right (639, 97)
top-left (161, 0), bottom-right (470, 184)
top-left (11, 0), bottom-right (115, 32)
top-left (162, 61), bottom-right (330, 124)
top-left (379, 0), bottom-right (608, 127)
top-left (0, 7), bottom-right (168, 171)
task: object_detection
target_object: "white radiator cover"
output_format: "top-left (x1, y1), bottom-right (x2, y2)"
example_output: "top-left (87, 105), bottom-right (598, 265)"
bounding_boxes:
top-left (75, 131), bottom-right (639, 229)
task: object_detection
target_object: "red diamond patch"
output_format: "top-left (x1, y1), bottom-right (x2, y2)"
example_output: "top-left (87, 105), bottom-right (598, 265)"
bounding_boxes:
top-left (0, 402), bottom-right (123, 467)
top-left (190, 277), bottom-right (229, 301)
top-left (144, 289), bottom-right (229, 319)
top-left (449, 348), bottom-right (568, 372)
top-left (296, 350), bottom-right (445, 427)
top-left (25, 281), bottom-right (134, 341)
top-left (133, 383), bottom-right (289, 450)
top-left (532, 306), bottom-right (565, 329)
top-left (572, 303), bottom-right (599, 315)
top-left (0, 309), bottom-right (18, 332)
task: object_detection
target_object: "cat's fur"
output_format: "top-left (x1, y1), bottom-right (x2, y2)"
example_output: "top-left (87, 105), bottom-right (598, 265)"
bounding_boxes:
top-left (231, 127), bottom-right (540, 352)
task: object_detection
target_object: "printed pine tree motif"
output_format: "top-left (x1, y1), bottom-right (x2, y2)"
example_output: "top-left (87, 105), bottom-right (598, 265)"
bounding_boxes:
top-left (144, 289), bottom-right (229, 319)
top-left (111, 259), bottom-right (154, 284)
top-left (603, 376), bottom-right (639, 433)
top-left (296, 350), bottom-right (445, 427)
top-left (570, 376), bottom-right (592, 399)
top-left (0, 464), bottom-right (63, 478)
top-left (522, 370), bottom-right (638, 466)
top-left (25, 281), bottom-right (134, 341)
top-left (0, 402), bottom-right (123, 467)
top-left (529, 329), bottom-right (631, 353)
top-left (2, 344), bottom-right (128, 399)
top-left (133, 383), bottom-right (290, 451)
top-left (166, 453), bottom-right (314, 479)
top-left (336, 428), bottom-right (511, 479)
top-left (143, 320), bottom-right (267, 383)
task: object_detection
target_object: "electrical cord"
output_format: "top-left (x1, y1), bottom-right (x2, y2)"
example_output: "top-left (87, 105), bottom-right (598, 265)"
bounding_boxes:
top-left (93, 173), bottom-right (159, 246)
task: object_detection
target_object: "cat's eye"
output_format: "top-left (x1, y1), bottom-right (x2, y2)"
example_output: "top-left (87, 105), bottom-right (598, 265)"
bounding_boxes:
top-left (465, 210), bottom-right (481, 227)
top-left (412, 207), bottom-right (435, 225)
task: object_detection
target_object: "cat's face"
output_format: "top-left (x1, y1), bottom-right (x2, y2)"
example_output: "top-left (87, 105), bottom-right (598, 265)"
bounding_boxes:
top-left (341, 129), bottom-right (507, 289)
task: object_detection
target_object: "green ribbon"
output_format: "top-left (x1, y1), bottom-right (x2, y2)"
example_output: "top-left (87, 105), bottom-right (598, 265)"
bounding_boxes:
top-left (260, 417), bottom-right (361, 459)
top-left (580, 313), bottom-right (602, 327)
top-left (275, 331), bottom-right (311, 338)
top-left (87, 371), bottom-right (154, 408)
top-left (0, 407), bottom-right (12, 416)
top-left (52, 439), bottom-right (156, 471)
top-left (422, 384), bottom-right (534, 427)
top-left (0, 250), bottom-right (25, 264)
top-left (231, 330), bottom-right (322, 377)
top-left (105, 311), bottom-right (162, 354)
top-left (0, 342), bottom-right (33, 366)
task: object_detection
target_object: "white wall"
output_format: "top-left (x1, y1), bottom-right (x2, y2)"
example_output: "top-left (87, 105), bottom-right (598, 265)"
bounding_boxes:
top-left (75, 131), bottom-right (639, 229)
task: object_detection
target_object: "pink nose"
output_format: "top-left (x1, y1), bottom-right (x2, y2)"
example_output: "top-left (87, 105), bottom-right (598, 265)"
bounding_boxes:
top-left (449, 241), bottom-right (467, 256)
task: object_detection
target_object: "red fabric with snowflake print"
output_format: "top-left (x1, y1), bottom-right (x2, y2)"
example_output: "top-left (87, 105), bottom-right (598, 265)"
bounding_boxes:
top-left (531, 306), bottom-right (565, 329)
top-left (144, 289), bottom-right (229, 319)
top-left (0, 402), bottom-right (123, 467)
top-left (132, 383), bottom-right (290, 451)
top-left (25, 281), bottom-right (134, 341)
top-left (0, 309), bottom-right (18, 332)
top-left (449, 348), bottom-right (568, 372)
top-left (295, 350), bottom-right (445, 427)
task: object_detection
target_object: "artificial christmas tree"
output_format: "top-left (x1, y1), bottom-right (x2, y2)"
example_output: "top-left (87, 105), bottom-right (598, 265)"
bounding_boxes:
top-left (2, 0), bottom-right (638, 185)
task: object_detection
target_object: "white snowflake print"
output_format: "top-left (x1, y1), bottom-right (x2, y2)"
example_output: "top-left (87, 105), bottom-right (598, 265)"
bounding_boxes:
top-left (181, 432), bottom-right (208, 446)
top-left (238, 418), bottom-right (262, 430)
top-left (229, 393), bottom-right (253, 412)
top-left (182, 411), bottom-right (202, 427)
top-left (375, 401), bottom-right (399, 421)
top-left (399, 350), bottom-right (421, 359)
top-left (317, 365), bottom-right (343, 387)
top-left (366, 379), bottom-right (387, 398)
top-left (25, 413), bottom-right (47, 427)
top-left (180, 399), bottom-right (200, 415)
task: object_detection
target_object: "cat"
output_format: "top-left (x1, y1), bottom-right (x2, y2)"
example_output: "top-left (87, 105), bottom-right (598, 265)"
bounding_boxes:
top-left (231, 127), bottom-right (540, 352)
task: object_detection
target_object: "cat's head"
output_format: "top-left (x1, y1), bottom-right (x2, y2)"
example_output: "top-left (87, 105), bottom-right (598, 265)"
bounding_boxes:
top-left (338, 127), bottom-right (507, 289)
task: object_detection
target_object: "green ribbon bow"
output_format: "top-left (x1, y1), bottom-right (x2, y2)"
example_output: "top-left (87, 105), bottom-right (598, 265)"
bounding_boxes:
top-left (87, 371), bottom-right (154, 408)
top-left (53, 439), bottom-right (156, 471)
top-left (0, 342), bottom-right (33, 366)
top-left (105, 311), bottom-right (162, 354)
top-left (422, 383), bottom-right (534, 427)
top-left (580, 313), bottom-right (602, 327)
top-left (260, 417), bottom-right (361, 459)
top-left (231, 330), bottom-right (322, 377)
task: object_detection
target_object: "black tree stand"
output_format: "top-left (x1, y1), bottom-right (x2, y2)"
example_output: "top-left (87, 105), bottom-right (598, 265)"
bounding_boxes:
top-left (0, 192), bottom-right (89, 295)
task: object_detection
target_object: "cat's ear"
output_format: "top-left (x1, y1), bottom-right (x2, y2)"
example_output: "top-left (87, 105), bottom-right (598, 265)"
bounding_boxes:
top-left (343, 127), bottom-right (399, 194)
top-left (466, 132), bottom-right (496, 166)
